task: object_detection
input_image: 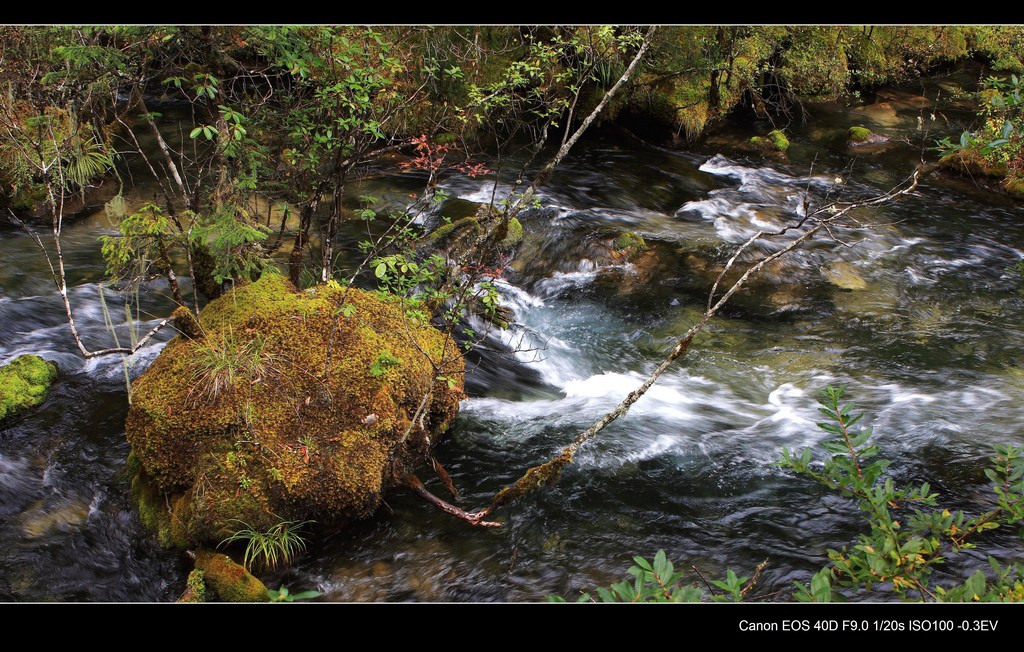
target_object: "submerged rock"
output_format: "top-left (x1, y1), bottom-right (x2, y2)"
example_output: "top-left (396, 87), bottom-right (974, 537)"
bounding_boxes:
top-left (822, 262), bottom-right (867, 291)
top-left (125, 274), bottom-right (464, 546)
top-left (0, 354), bottom-right (58, 425)
top-left (850, 101), bottom-right (900, 126)
top-left (18, 496), bottom-right (91, 539)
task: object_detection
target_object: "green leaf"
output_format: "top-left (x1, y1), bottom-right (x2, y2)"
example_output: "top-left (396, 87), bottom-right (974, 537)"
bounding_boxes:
top-left (375, 263), bottom-right (386, 279)
top-left (190, 127), bottom-right (203, 139)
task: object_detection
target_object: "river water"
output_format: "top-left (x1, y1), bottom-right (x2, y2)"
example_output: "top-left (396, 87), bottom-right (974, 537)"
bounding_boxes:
top-left (2, 67), bottom-right (1024, 601)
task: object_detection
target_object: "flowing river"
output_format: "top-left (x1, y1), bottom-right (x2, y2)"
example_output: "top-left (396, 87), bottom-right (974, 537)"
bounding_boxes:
top-left (2, 66), bottom-right (1024, 601)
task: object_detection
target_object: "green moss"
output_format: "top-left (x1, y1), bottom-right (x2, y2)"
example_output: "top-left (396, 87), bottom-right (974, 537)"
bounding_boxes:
top-left (170, 306), bottom-right (203, 340)
top-left (126, 274), bottom-right (465, 544)
top-left (848, 126), bottom-right (873, 143)
top-left (768, 129), bottom-right (789, 151)
top-left (613, 231), bottom-right (648, 253)
top-left (369, 349), bottom-right (402, 378)
top-left (938, 149), bottom-right (1007, 178)
top-left (426, 216), bottom-right (481, 251)
top-left (0, 355), bottom-right (58, 424)
top-left (127, 451), bottom-right (192, 549)
top-left (8, 184), bottom-right (47, 214)
top-left (178, 569), bottom-right (207, 603)
top-left (751, 130), bottom-right (789, 153)
top-left (193, 550), bottom-right (269, 602)
top-left (498, 217), bottom-right (523, 250)
top-left (611, 231), bottom-right (649, 262)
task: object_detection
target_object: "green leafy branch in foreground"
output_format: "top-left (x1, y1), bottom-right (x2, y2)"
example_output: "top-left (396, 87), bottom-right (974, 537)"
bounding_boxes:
top-left (547, 550), bottom-right (766, 603)
top-left (551, 386), bottom-right (1024, 603)
top-left (781, 386), bottom-right (1024, 602)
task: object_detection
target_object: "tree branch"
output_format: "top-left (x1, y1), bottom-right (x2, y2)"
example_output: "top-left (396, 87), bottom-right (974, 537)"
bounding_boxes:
top-left (464, 165), bottom-right (923, 523)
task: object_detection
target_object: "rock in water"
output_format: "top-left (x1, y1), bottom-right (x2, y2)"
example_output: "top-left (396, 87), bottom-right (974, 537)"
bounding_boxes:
top-left (823, 262), bottom-right (867, 291)
top-left (125, 274), bottom-right (464, 546)
top-left (0, 354), bottom-right (58, 425)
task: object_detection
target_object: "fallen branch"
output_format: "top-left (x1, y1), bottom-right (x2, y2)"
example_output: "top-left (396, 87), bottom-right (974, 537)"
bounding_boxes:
top-left (404, 474), bottom-right (502, 528)
top-left (452, 165), bottom-right (924, 525)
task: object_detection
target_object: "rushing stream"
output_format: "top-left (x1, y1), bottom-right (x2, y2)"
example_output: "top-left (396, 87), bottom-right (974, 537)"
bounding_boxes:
top-left (3, 66), bottom-right (1024, 601)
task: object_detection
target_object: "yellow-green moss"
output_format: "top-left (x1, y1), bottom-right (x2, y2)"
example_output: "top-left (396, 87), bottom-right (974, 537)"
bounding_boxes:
top-left (1005, 174), bottom-right (1024, 197)
top-left (0, 354), bottom-right (58, 424)
top-left (193, 550), bottom-right (269, 602)
top-left (751, 130), bottom-right (790, 153)
top-left (127, 451), bottom-right (192, 549)
top-left (938, 149), bottom-right (1008, 178)
top-left (849, 126), bottom-right (873, 143)
top-left (612, 231), bottom-right (649, 261)
top-left (126, 274), bottom-right (465, 544)
top-left (426, 216), bottom-right (482, 251)
top-left (178, 569), bottom-right (206, 603)
top-left (614, 231), bottom-right (648, 253)
top-left (498, 217), bottom-right (523, 250)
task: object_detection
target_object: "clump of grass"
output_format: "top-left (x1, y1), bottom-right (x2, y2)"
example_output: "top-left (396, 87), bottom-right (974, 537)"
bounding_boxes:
top-left (188, 328), bottom-right (272, 402)
top-left (219, 518), bottom-right (313, 572)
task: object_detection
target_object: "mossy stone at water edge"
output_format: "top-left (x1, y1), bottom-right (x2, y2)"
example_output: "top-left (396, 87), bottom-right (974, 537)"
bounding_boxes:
top-left (612, 231), bottom-right (649, 260)
top-left (848, 125), bottom-right (873, 142)
top-left (750, 129), bottom-right (790, 152)
top-left (125, 273), bottom-right (464, 546)
top-left (193, 550), bottom-right (269, 602)
top-left (0, 354), bottom-right (58, 424)
top-left (848, 125), bottom-right (890, 147)
top-left (177, 569), bottom-right (207, 603)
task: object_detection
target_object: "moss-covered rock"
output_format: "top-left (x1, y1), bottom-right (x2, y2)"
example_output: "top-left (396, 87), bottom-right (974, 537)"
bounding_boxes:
top-left (611, 231), bottom-right (649, 260)
top-left (849, 126), bottom-right (872, 142)
top-left (938, 148), bottom-right (1008, 178)
top-left (498, 217), bottom-right (523, 251)
top-left (425, 216), bottom-right (482, 252)
top-left (848, 125), bottom-right (889, 147)
top-left (178, 569), bottom-right (207, 603)
top-left (125, 274), bottom-right (464, 545)
top-left (193, 550), bottom-right (269, 602)
top-left (751, 129), bottom-right (790, 152)
top-left (0, 355), bottom-right (58, 424)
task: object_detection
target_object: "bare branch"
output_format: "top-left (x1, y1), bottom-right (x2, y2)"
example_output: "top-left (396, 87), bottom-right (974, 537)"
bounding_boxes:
top-left (463, 165), bottom-right (923, 523)
top-left (404, 474), bottom-right (502, 528)
top-left (511, 26), bottom-right (658, 215)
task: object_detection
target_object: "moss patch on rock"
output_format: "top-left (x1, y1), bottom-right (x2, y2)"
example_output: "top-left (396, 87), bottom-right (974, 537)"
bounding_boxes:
top-left (751, 129), bottom-right (790, 152)
top-left (498, 217), bottom-right (523, 250)
top-left (126, 273), bottom-right (464, 545)
top-left (611, 231), bottom-right (649, 260)
top-left (848, 125), bottom-right (890, 147)
top-left (193, 550), bottom-right (269, 602)
top-left (849, 126), bottom-right (872, 142)
top-left (178, 569), bottom-right (207, 603)
top-left (938, 148), bottom-right (1008, 178)
top-left (0, 354), bottom-right (58, 424)
top-left (425, 216), bottom-right (482, 252)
